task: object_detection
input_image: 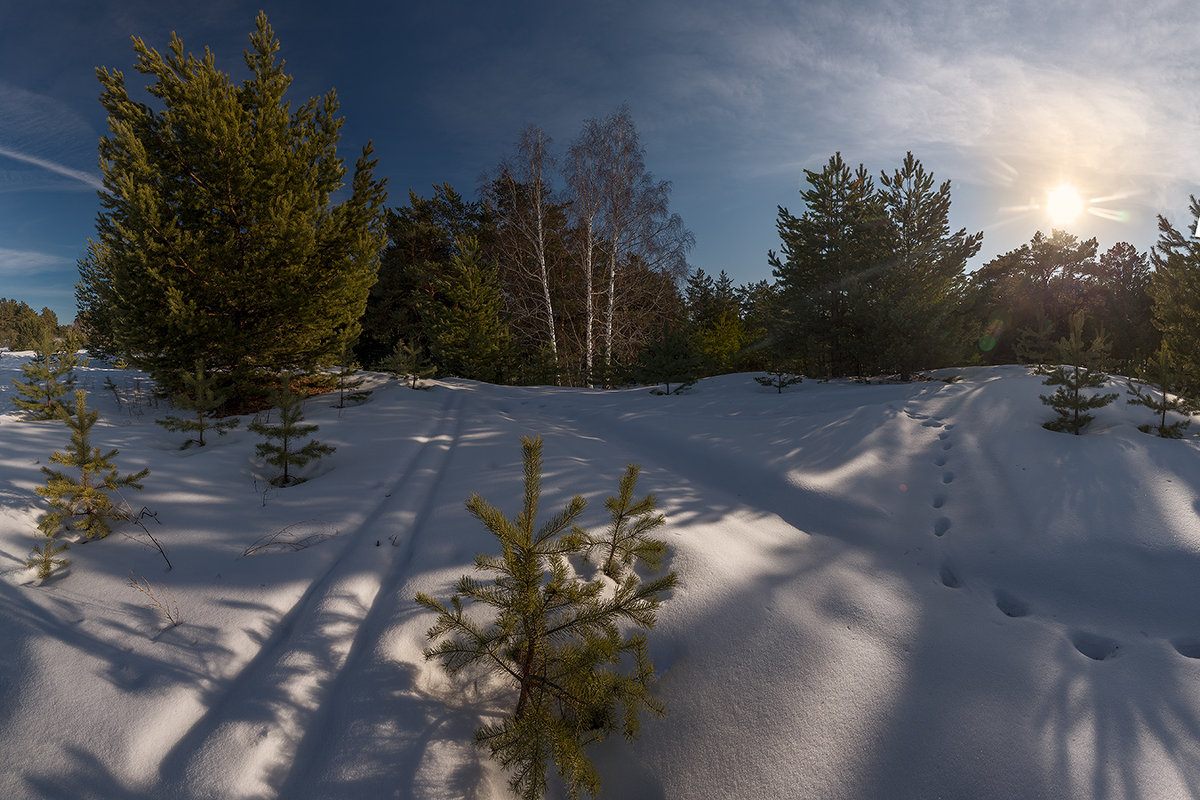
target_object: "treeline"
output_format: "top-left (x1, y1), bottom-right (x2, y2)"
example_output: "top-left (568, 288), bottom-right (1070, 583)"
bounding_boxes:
top-left (356, 107), bottom-right (694, 387)
top-left (368, 147), bottom-right (1168, 391)
top-left (64, 11), bottom-right (1200, 407)
top-left (0, 299), bottom-right (69, 351)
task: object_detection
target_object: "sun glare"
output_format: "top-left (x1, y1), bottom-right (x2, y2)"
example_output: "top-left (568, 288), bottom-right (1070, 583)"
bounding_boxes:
top-left (1045, 183), bottom-right (1084, 225)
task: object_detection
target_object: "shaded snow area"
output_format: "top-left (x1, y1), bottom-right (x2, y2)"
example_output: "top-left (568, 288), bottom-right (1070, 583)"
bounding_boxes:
top-left (3, 353), bottom-right (1200, 799)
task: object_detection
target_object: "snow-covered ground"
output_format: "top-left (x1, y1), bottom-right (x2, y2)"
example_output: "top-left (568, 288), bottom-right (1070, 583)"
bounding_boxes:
top-left (3, 352), bottom-right (1200, 800)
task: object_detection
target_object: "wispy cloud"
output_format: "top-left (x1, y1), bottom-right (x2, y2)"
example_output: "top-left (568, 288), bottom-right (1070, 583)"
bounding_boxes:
top-left (0, 248), bottom-right (75, 276)
top-left (0, 145), bottom-right (102, 191)
top-left (0, 82), bottom-right (101, 192)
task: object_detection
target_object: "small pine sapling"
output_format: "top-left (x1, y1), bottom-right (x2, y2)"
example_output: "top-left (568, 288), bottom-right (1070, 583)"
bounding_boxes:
top-left (755, 363), bottom-right (804, 394)
top-left (416, 436), bottom-right (676, 800)
top-left (247, 382), bottom-right (334, 487)
top-left (1040, 312), bottom-right (1118, 435)
top-left (37, 389), bottom-right (150, 542)
top-left (574, 463), bottom-right (668, 581)
top-left (156, 361), bottom-right (239, 447)
top-left (27, 520), bottom-right (70, 581)
top-left (10, 329), bottom-right (83, 419)
top-left (380, 340), bottom-right (435, 389)
top-left (1127, 343), bottom-right (1195, 438)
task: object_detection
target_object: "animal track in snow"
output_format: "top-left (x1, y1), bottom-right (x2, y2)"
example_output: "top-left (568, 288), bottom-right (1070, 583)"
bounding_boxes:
top-left (942, 471), bottom-right (955, 484)
top-left (939, 560), bottom-right (962, 588)
top-left (1170, 638), bottom-right (1200, 659)
top-left (1071, 631), bottom-right (1120, 661)
top-left (933, 517), bottom-right (951, 536)
top-left (942, 441), bottom-right (953, 451)
top-left (993, 590), bottom-right (1030, 618)
top-left (932, 494), bottom-right (946, 509)
top-left (938, 431), bottom-right (950, 440)
top-left (934, 454), bottom-right (947, 467)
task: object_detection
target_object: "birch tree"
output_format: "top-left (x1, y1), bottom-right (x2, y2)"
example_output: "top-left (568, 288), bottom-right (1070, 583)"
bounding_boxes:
top-left (488, 126), bottom-right (562, 375)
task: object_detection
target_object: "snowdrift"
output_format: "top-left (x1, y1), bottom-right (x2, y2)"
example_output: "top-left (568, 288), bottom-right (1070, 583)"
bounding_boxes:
top-left (3, 354), bottom-right (1200, 799)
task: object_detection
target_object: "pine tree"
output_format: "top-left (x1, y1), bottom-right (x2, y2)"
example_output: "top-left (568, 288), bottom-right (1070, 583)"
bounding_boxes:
top-left (330, 339), bottom-right (370, 408)
top-left (1126, 343), bottom-right (1194, 438)
top-left (79, 13), bottom-right (387, 402)
top-left (1150, 195), bottom-right (1200, 396)
top-left (378, 340), bottom-right (436, 389)
top-left (156, 361), bottom-right (239, 447)
top-left (10, 329), bottom-right (82, 419)
top-left (247, 382), bottom-right (334, 486)
top-left (755, 363), bottom-right (804, 393)
top-left (416, 436), bottom-right (675, 800)
top-left (424, 235), bottom-right (509, 383)
top-left (637, 324), bottom-right (699, 395)
top-left (37, 390), bottom-right (150, 541)
top-left (1040, 312), bottom-right (1118, 434)
top-left (574, 463), bottom-right (667, 581)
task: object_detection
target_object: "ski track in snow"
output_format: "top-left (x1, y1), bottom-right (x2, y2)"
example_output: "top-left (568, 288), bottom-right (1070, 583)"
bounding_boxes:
top-left (152, 389), bottom-right (467, 798)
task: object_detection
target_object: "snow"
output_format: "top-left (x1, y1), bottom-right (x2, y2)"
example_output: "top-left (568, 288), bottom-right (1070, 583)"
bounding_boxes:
top-left (3, 354), bottom-right (1200, 799)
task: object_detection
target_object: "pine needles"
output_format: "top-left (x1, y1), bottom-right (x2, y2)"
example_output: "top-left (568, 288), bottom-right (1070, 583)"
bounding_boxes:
top-left (417, 436), bottom-right (676, 799)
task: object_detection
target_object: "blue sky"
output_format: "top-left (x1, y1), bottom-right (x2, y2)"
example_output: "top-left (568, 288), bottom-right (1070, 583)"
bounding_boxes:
top-left (2, 0), bottom-right (1199, 322)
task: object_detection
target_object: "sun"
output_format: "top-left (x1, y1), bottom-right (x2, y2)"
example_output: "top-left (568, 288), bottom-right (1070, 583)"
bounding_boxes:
top-left (1045, 183), bottom-right (1085, 225)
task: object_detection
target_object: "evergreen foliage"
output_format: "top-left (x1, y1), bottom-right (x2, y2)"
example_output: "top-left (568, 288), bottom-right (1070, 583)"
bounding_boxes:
top-left (79, 12), bottom-right (387, 402)
top-left (424, 235), bottom-right (509, 382)
top-left (1040, 312), bottom-right (1118, 434)
top-left (37, 390), bottom-right (150, 541)
top-left (755, 365), bottom-right (804, 393)
top-left (1150, 195), bottom-right (1200, 396)
top-left (573, 463), bottom-right (667, 581)
top-left (247, 382), bottom-right (334, 486)
top-left (378, 340), bottom-right (436, 389)
top-left (416, 436), bottom-right (675, 800)
top-left (10, 329), bottom-right (82, 419)
top-left (1126, 343), bottom-right (1194, 438)
top-left (637, 324), bottom-right (699, 395)
top-left (0, 298), bottom-right (61, 351)
top-left (875, 152), bottom-right (983, 378)
top-left (156, 361), bottom-right (239, 447)
top-left (357, 184), bottom-right (492, 368)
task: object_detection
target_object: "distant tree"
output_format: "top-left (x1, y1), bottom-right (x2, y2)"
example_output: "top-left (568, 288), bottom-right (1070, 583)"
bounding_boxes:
top-left (594, 107), bottom-right (693, 375)
top-left (38, 389), bottom-right (149, 541)
top-left (1150, 195), bottom-right (1200, 395)
top-left (248, 382), bottom-right (334, 486)
top-left (487, 125), bottom-right (564, 375)
top-left (416, 436), bottom-right (675, 800)
top-left (10, 329), bottom-right (82, 419)
top-left (424, 235), bottom-right (509, 382)
top-left (156, 361), bottom-right (239, 447)
top-left (637, 324), bottom-right (699, 395)
top-left (1088, 242), bottom-right (1156, 369)
top-left (770, 153), bottom-right (894, 377)
top-left (967, 230), bottom-right (1099, 365)
top-left (0, 298), bottom-right (60, 351)
top-left (1040, 312), bottom-right (1118, 434)
top-left (80, 12), bottom-right (387, 402)
top-left (564, 116), bottom-right (607, 383)
top-left (876, 153), bottom-right (982, 377)
top-left (357, 184), bottom-right (492, 368)
top-left (1126, 343), bottom-right (1194, 438)
top-left (378, 340), bottom-right (436, 389)
top-left (755, 365), bottom-right (804, 393)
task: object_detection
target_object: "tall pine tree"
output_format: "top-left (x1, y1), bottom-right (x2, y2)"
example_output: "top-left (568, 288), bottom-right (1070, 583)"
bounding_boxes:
top-left (78, 12), bottom-right (387, 401)
top-left (1150, 195), bottom-right (1200, 396)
